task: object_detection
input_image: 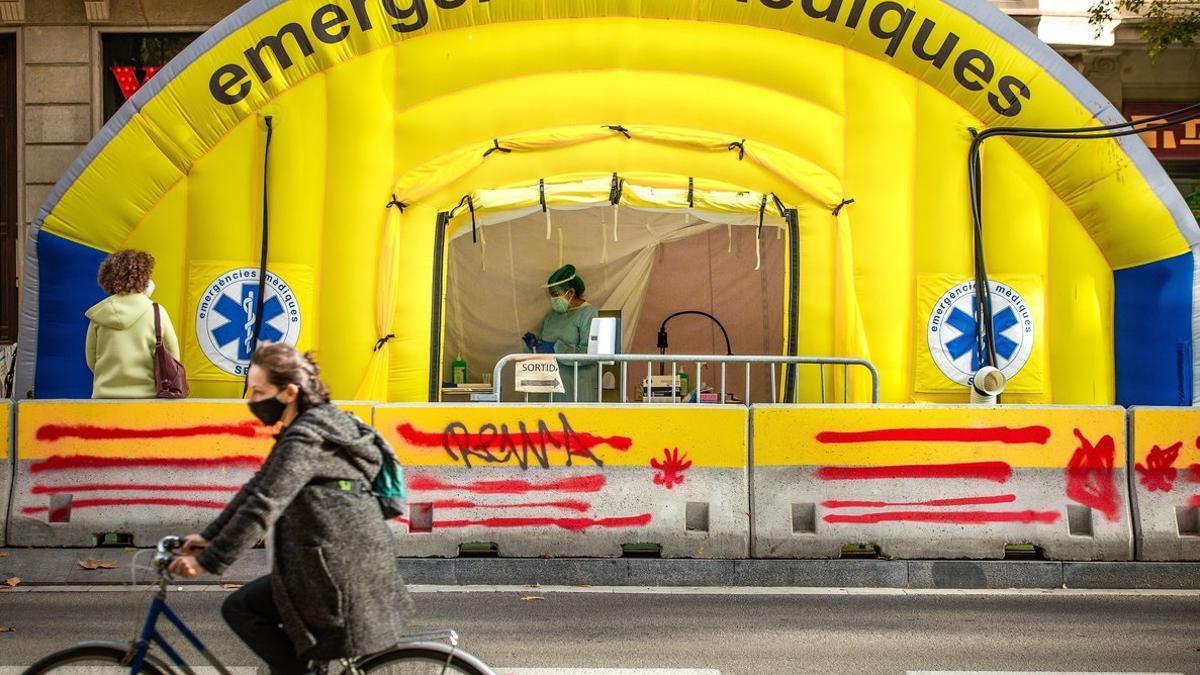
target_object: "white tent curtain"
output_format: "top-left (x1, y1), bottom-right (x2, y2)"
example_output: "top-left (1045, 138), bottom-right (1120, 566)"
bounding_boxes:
top-left (442, 204), bottom-right (786, 397)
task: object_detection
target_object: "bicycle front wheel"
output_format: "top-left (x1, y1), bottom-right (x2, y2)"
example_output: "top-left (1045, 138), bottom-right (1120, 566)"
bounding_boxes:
top-left (23, 644), bottom-right (170, 675)
top-left (357, 645), bottom-right (493, 675)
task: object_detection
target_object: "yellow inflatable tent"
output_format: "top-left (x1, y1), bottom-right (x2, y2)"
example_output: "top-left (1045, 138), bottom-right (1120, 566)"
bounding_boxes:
top-left (18, 0), bottom-right (1199, 405)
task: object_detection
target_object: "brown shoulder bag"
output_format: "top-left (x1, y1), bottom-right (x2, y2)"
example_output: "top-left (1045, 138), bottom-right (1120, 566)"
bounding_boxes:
top-left (153, 303), bottom-right (189, 399)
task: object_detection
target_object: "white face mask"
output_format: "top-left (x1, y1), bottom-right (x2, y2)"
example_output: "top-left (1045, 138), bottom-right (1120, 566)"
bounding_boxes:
top-left (145, 279), bottom-right (156, 297)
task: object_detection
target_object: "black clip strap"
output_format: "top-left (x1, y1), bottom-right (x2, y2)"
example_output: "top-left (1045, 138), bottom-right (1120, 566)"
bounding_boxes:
top-left (454, 194), bottom-right (478, 242)
top-left (483, 138), bottom-right (511, 158)
top-left (609, 172), bottom-right (624, 205)
top-left (539, 179), bottom-right (547, 212)
top-left (772, 193), bottom-right (786, 218)
top-left (374, 333), bottom-right (396, 352)
top-left (728, 139), bottom-right (747, 160)
top-left (605, 124), bottom-right (632, 139)
top-left (832, 198), bottom-right (855, 216)
top-left (688, 177), bottom-right (694, 208)
top-left (758, 195), bottom-right (768, 239)
top-left (386, 193), bottom-right (406, 212)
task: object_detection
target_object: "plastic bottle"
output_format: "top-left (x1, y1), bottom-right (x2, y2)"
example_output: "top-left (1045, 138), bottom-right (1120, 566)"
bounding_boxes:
top-left (451, 356), bottom-right (467, 385)
top-left (678, 372), bottom-right (689, 399)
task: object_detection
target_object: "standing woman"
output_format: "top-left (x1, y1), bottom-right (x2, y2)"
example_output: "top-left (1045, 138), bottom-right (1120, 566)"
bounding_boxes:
top-left (522, 264), bottom-right (599, 402)
top-left (169, 343), bottom-right (408, 673)
top-left (85, 249), bottom-right (180, 398)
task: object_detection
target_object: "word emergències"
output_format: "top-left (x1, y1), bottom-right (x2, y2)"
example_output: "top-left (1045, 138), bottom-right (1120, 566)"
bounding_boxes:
top-left (209, 0), bottom-right (1030, 117)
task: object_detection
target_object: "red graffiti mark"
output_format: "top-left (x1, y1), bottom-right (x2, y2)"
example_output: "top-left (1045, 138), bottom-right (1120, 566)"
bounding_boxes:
top-left (816, 462), bottom-right (1012, 483)
top-left (396, 513), bottom-right (652, 532)
top-left (1188, 464), bottom-right (1200, 483)
top-left (407, 474), bottom-right (605, 495)
top-left (650, 448), bottom-right (692, 490)
top-left (1135, 441), bottom-right (1182, 492)
top-left (397, 422), bottom-right (632, 453)
top-left (821, 494), bottom-right (1017, 509)
top-left (21, 497), bottom-right (228, 516)
top-left (30, 455), bottom-right (264, 474)
top-left (1066, 429), bottom-right (1121, 523)
top-left (1189, 496), bottom-right (1200, 508)
top-left (429, 499), bottom-right (591, 513)
top-left (36, 421), bottom-right (267, 442)
top-left (31, 483), bottom-right (241, 494)
top-left (823, 509), bottom-right (1061, 524)
top-left (815, 426), bottom-right (1050, 445)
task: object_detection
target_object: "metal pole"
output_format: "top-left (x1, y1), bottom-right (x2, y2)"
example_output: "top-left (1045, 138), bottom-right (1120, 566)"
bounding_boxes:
top-left (621, 361), bottom-right (628, 403)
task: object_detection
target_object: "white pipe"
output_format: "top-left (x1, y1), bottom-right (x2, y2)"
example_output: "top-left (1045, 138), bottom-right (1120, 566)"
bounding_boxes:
top-left (970, 366), bottom-right (1007, 405)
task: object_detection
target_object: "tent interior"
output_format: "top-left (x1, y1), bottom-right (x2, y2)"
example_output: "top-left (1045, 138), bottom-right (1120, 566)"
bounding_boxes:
top-left (442, 204), bottom-right (787, 403)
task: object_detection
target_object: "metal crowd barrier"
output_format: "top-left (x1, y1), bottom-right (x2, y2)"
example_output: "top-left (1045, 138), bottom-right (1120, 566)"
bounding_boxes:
top-left (485, 353), bottom-right (880, 404)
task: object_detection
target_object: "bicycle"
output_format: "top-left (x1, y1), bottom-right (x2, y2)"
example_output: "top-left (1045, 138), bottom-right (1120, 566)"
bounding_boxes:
top-left (24, 536), bottom-right (496, 675)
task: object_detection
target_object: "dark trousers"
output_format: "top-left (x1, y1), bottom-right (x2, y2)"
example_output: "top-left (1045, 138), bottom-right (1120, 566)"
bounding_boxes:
top-left (221, 575), bottom-right (307, 675)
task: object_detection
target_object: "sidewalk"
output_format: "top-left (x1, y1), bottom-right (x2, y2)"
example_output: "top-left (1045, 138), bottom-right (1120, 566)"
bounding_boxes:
top-left (3, 548), bottom-right (1199, 589)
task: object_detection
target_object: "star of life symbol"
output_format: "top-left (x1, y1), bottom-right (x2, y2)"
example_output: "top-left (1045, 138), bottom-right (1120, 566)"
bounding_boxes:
top-left (927, 280), bottom-right (1033, 387)
top-left (196, 268), bottom-right (301, 376)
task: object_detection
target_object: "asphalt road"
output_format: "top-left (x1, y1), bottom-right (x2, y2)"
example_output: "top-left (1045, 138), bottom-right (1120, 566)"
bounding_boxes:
top-left (1, 587), bottom-right (1198, 674)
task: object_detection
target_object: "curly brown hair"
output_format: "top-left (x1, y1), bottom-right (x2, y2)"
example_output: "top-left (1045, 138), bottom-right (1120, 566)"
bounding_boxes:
top-left (97, 250), bottom-right (154, 295)
top-left (250, 342), bottom-right (332, 412)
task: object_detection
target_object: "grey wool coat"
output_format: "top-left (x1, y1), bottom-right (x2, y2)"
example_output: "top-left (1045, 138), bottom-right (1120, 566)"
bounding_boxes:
top-left (196, 403), bottom-right (409, 660)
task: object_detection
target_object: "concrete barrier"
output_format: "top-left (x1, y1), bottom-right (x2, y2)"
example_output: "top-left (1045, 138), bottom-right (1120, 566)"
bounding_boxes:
top-left (751, 405), bottom-right (1132, 560)
top-left (8, 400), bottom-right (372, 547)
top-left (377, 404), bottom-right (750, 558)
top-left (1128, 407), bottom-right (1200, 561)
top-left (0, 401), bottom-right (11, 546)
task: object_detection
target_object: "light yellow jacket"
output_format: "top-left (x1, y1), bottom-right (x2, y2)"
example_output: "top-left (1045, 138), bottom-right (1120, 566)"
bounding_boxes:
top-left (84, 292), bottom-right (181, 398)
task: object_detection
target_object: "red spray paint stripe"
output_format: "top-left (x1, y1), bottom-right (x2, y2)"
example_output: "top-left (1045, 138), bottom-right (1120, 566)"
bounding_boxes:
top-left (396, 423), bottom-right (633, 453)
top-left (407, 474), bottom-right (605, 494)
top-left (36, 421), bottom-right (266, 442)
top-left (21, 497), bottom-right (229, 515)
top-left (823, 509), bottom-right (1060, 524)
top-left (816, 462), bottom-right (1013, 483)
top-left (430, 499), bottom-right (591, 513)
top-left (30, 455), bottom-right (264, 474)
top-left (815, 426), bottom-right (1051, 445)
top-left (1188, 496), bottom-right (1200, 508)
top-left (822, 494), bottom-right (1017, 509)
top-left (31, 483), bottom-right (242, 495)
top-left (397, 514), bottom-right (652, 532)
top-left (1188, 465), bottom-right (1200, 483)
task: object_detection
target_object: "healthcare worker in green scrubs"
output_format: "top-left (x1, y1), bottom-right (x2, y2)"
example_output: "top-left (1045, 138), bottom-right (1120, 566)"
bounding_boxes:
top-left (522, 264), bottom-right (599, 402)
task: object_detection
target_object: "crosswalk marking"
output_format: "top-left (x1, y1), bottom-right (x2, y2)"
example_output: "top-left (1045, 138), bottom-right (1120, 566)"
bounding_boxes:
top-left (909, 671), bottom-right (1184, 674)
top-left (498, 671), bottom-right (721, 674)
top-left (0, 669), bottom-right (257, 674)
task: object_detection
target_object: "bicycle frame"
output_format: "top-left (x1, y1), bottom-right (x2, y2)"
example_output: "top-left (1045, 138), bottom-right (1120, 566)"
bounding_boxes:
top-left (127, 584), bottom-right (232, 675)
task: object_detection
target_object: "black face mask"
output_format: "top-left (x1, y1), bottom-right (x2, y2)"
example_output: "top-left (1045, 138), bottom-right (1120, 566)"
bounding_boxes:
top-left (248, 395), bottom-right (288, 426)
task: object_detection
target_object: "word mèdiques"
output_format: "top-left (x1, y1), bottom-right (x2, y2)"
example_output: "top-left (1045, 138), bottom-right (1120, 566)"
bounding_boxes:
top-left (209, 0), bottom-right (1030, 117)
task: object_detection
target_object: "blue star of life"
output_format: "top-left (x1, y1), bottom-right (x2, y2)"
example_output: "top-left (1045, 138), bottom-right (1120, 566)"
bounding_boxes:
top-left (945, 296), bottom-right (1019, 371)
top-left (211, 283), bottom-right (285, 360)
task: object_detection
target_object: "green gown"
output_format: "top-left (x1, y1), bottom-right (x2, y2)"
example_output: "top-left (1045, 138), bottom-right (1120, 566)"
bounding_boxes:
top-left (532, 302), bottom-right (599, 402)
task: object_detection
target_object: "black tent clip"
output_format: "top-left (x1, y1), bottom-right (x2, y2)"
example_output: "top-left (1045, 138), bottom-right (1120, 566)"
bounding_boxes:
top-left (728, 139), bottom-right (747, 160)
top-left (688, 177), bottom-right (695, 208)
top-left (374, 333), bottom-right (396, 352)
top-left (609, 172), bottom-right (624, 205)
top-left (483, 138), bottom-right (511, 158)
top-left (757, 195), bottom-right (768, 239)
top-left (539, 179), bottom-right (547, 212)
top-left (772, 193), bottom-right (786, 218)
top-left (605, 124), bottom-right (632, 139)
top-left (386, 194), bottom-right (406, 212)
top-left (832, 198), bottom-right (855, 216)
top-left (454, 194), bottom-right (478, 242)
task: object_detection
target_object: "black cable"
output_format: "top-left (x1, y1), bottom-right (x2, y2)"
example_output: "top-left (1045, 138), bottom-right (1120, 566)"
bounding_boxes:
top-left (967, 103), bottom-right (1200, 376)
top-left (657, 311), bottom-right (734, 356)
top-left (244, 115), bottom-right (273, 396)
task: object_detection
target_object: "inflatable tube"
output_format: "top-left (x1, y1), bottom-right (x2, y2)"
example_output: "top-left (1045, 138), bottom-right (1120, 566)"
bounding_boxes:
top-left (18, 0), bottom-right (1198, 405)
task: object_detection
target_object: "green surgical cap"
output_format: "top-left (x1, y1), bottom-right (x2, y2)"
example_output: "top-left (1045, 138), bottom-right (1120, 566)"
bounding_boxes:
top-left (546, 264), bottom-right (585, 296)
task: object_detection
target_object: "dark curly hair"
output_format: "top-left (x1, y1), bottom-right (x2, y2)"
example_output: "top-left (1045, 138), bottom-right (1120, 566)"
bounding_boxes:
top-left (97, 250), bottom-right (154, 295)
top-left (250, 342), bottom-right (332, 412)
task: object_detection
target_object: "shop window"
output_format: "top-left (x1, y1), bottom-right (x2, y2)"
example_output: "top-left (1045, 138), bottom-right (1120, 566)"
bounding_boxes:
top-left (102, 33), bottom-right (201, 123)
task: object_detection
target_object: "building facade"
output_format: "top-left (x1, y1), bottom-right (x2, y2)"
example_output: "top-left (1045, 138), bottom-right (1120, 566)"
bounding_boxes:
top-left (1, 0), bottom-right (1197, 347)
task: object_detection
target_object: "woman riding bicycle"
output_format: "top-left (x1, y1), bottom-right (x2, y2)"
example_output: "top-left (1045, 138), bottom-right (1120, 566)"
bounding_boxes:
top-left (169, 343), bottom-right (409, 674)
